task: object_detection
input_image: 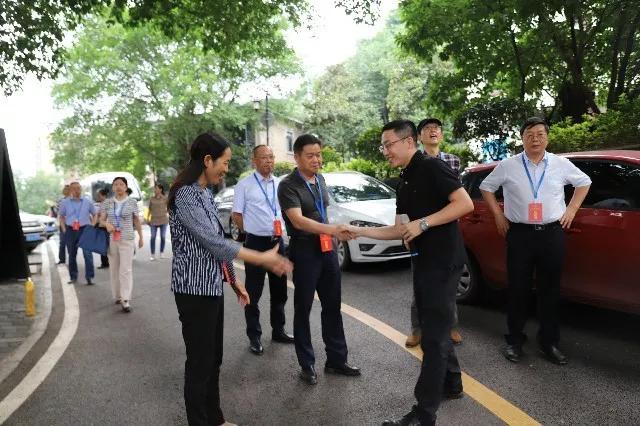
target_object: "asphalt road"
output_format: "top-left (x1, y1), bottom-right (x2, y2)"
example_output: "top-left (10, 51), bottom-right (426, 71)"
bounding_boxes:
top-left (3, 234), bottom-right (639, 425)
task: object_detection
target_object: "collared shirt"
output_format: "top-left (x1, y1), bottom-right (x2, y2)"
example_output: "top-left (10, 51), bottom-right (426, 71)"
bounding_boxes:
top-left (170, 183), bottom-right (241, 296)
top-left (479, 151), bottom-right (592, 224)
top-left (425, 151), bottom-right (461, 176)
top-left (59, 197), bottom-right (96, 227)
top-left (278, 168), bottom-right (330, 239)
top-left (101, 197), bottom-right (139, 240)
top-left (396, 151), bottom-right (466, 268)
top-left (232, 172), bottom-right (283, 236)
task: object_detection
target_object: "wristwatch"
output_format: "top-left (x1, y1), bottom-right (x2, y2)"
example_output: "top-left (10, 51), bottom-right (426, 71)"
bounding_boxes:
top-left (419, 218), bottom-right (429, 232)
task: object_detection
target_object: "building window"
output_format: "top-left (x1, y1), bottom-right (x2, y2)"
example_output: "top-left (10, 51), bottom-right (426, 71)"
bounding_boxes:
top-left (286, 130), bottom-right (294, 152)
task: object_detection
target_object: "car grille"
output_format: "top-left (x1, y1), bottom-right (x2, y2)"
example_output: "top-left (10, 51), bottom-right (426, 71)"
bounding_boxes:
top-left (381, 245), bottom-right (409, 255)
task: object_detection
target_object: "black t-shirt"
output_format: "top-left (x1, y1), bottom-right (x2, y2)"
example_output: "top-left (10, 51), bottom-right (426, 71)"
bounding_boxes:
top-left (396, 151), bottom-right (466, 268)
top-left (277, 168), bottom-right (330, 239)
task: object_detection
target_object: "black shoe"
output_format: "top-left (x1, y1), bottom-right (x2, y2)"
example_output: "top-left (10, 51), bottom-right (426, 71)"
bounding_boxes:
top-left (503, 344), bottom-right (522, 363)
top-left (382, 406), bottom-right (427, 426)
top-left (299, 366), bottom-right (317, 385)
top-left (97, 265), bottom-right (109, 269)
top-left (272, 330), bottom-right (294, 343)
top-left (539, 344), bottom-right (568, 365)
top-left (443, 387), bottom-right (464, 399)
top-left (324, 362), bottom-right (361, 376)
top-left (249, 338), bottom-right (264, 355)
top-left (86, 279), bottom-right (94, 285)
top-left (67, 279), bottom-right (77, 285)
top-left (57, 260), bottom-right (65, 265)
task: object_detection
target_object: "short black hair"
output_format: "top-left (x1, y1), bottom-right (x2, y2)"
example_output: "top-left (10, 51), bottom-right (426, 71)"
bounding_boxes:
top-left (293, 134), bottom-right (322, 154)
top-left (520, 117), bottom-right (549, 136)
top-left (381, 120), bottom-right (417, 143)
top-left (416, 118), bottom-right (443, 134)
top-left (98, 188), bottom-right (109, 197)
top-left (252, 144), bottom-right (271, 156)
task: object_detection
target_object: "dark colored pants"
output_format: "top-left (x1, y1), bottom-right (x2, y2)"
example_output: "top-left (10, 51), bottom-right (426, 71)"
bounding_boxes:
top-left (100, 227), bottom-right (109, 267)
top-left (289, 238), bottom-right (348, 369)
top-left (243, 234), bottom-right (288, 340)
top-left (506, 223), bottom-right (565, 347)
top-left (413, 262), bottom-right (462, 424)
top-left (175, 293), bottom-right (225, 426)
top-left (58, 228), bottom-right (67, 262)
top-left (66, 226), bottom-right (94, 281)
top-left (150, 224), bottom-right (167, 255)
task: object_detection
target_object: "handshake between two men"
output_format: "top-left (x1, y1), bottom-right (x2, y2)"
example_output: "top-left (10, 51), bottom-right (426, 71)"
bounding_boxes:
top-left (333, 219), bottom-right (425, 244)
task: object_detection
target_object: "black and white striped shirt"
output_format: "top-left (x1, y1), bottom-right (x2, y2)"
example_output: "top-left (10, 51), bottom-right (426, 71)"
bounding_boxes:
top-left (170, 183), bottom-right (241, 296)
top-left (101, 197), bottom-right (139, 240)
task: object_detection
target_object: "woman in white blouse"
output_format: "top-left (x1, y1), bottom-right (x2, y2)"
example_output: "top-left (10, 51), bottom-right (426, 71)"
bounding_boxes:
top-left (100, 177), bottom-right (143, 312)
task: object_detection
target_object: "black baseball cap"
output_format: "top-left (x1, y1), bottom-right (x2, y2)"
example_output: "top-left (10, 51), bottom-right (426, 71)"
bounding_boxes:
top-left (417, 118), bottom-right (443, 133)
top-left (520, 116), bottom-right (549, 136)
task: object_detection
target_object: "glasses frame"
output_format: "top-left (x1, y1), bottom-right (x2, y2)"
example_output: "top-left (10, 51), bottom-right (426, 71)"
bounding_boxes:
top-left (378, 136), bottom-right (409, 153)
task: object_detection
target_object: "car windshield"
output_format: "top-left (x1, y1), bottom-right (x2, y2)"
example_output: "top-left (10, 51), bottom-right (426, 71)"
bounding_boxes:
top-left (324, 173), bottom-right (395, 203)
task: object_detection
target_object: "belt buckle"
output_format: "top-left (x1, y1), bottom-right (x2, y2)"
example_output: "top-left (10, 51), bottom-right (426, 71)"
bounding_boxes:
top-left (534, 224), bottom-right (544, 231)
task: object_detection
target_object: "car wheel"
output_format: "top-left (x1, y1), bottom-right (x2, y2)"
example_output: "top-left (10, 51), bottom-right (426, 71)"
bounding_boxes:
top-left (229, 219), bottom-right (244, 242)
top-left (337, 240), bottom-right (351, 270)
top-left (456, 257), bottom-right (483, 304)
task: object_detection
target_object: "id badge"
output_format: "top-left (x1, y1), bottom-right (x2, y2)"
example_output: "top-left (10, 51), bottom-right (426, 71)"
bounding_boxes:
top-left (72, 220), bottom-right (80, 231)
top-left (273, 219), bottom-right (282, 237)
top-left (113, 229), bottom-right (122, 241)
top-left (319, 234), bottom-right (333, 253)
top-left (528, 203), bottom-right (543, 223)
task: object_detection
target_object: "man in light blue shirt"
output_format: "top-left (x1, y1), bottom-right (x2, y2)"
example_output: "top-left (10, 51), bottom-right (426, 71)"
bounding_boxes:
top-left (59, 181), bottom-right (97, 285)
top-left (480, 117), bottom-right (591, 365)
top-left (232, 145), bottom-right (293, 355)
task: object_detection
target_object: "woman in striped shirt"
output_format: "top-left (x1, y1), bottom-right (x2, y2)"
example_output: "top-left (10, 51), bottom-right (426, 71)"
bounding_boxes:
top-left (100, 177), bottom-right (144, 313)
top-left (169, 132), bottom-right (292, 426)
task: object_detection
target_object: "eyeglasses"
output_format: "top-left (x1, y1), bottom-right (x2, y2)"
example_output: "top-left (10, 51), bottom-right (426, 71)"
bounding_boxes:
top-left (378, 136), bottom-right (409, 153)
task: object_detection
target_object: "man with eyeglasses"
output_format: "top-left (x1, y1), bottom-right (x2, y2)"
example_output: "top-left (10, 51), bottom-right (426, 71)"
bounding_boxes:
top-left (232, 145), bottom-right (294, 356)
top-left (399, 118), bottom-right (464, 349)
top-left (350, 120), bottom-right (474, 426)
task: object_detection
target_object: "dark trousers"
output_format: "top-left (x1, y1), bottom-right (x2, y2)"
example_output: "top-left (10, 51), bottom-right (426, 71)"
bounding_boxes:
top-left (506, 223), bottom-right (565, 347)
top-left (66, 226), bottom-right (94, 281)
top-left (413, 263), bottom-right (462, 424)
top-left (100, 228), bottom-right (109, 267)
top-left (289, 239), bottom-right (348, 369)
top-left (243, 234), bottom-right (288, 340)
top-left (58, 228), bottom-right (67, 262)
top-left (175, 293), bottom-right (225, 426)
top-left (150, 224), bottom-right (167, 254)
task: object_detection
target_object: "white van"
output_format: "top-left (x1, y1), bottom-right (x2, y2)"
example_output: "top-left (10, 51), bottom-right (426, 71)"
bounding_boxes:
top-left (80, 172), bottom-right (145, 213)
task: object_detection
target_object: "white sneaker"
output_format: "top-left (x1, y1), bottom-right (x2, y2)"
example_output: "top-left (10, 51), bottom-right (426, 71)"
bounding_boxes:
top-left (159, 252), bottom-right (165, 259)
top-left (150, 256), bottom-right (156, 261)
top-left (221, 423), bottom-right (238, 426)
top-left (122, 300), bottom-right (131, 313)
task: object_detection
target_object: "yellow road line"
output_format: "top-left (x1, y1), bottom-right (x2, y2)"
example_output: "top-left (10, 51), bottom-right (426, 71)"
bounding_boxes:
top-left (233, 263), bottom-right (540, 426)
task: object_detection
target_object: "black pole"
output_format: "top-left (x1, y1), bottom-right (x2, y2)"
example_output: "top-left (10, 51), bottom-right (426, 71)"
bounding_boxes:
top-left (265, 94), bottom-right (270, 146)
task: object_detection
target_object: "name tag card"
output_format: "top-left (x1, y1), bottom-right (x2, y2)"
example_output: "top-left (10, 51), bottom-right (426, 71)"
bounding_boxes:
top-left (113, 230), bottom-right (122, 241)
top-left (528, 203), bottom-right (543, 223)
top-left (72, 220), bottom-right (80, 231)
top-left (273, 219), bottom-right (282, 237)
top-left (319, 234), bottom-right (333, 252)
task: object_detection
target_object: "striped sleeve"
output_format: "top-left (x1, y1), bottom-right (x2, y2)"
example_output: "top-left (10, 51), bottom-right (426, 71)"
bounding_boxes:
top-left (175, 186), bottom-right (241, 262)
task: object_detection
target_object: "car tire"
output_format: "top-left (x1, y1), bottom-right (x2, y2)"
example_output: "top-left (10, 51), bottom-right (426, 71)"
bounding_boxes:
top-left (230, 219), bottom-right (245, 242)
top-left (457, 256), bottom-right (483, 304)
top-left (337, 240), bottom-right (351, 270)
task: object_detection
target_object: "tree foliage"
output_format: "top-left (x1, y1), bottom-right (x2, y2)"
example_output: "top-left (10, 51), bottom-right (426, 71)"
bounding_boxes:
top-left (50, 16), bottom-right (298, 184)
top-left (398, 0), bottom-right (640, 122)
top-left (15, 171), bottom-right (63, 214)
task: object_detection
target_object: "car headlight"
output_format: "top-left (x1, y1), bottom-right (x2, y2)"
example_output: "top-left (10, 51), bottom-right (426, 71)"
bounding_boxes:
top-left (350, 220), bottom-right (384, 227)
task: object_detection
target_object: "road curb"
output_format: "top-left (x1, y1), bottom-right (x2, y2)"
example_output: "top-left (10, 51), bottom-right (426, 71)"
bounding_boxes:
top-left (0, 243), bottom-right (53, 386)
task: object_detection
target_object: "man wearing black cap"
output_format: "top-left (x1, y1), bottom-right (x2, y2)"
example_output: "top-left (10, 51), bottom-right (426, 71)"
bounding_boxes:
top-left (403, 118), bottom-right (463, 348)
top-left (480, 117), bottom-right (591, 365)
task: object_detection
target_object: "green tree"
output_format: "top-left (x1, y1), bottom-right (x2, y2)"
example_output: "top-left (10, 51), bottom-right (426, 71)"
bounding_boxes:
top-left (51, 16), bottom-right (297, 182)
top-left (397, 0), bottom-right (640, 122)
top-left (15, 172), bottom-right (63, 214)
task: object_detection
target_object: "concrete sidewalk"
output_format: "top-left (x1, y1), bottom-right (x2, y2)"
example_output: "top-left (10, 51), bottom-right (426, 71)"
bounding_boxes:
top-left (0, 246), bottom-right (52, 385)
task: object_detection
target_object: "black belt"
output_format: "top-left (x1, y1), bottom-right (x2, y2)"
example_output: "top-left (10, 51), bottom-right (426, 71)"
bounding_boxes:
top-left (246, 233), bottom-right (281, 242)
top-left (510, 221), bottom-right (560, 231)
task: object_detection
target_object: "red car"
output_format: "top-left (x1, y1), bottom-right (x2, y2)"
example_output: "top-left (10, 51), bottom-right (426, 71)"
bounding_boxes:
top-left (458, 150), bottom-right (640, 315)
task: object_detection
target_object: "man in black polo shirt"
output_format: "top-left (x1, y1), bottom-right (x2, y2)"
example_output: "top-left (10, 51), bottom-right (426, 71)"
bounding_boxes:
top-left (351, 120), bottom-right (474, 426)
top-left (278, 134), bottom-right (360, 386)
